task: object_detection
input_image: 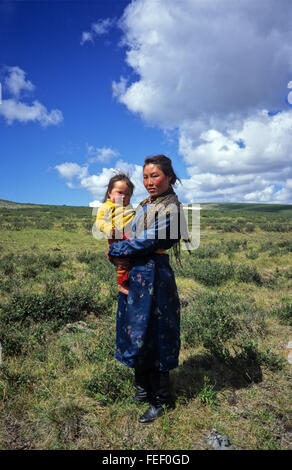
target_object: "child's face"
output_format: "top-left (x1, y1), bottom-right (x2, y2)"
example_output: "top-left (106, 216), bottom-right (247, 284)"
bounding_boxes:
top-left (108, 180), bottom-right (132, 206)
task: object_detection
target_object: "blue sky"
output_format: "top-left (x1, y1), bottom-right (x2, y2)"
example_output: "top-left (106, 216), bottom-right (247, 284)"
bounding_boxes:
top-left (0, 0), bottom-right (176, 206)
top-left (1, 0), bottom-right (292, 205)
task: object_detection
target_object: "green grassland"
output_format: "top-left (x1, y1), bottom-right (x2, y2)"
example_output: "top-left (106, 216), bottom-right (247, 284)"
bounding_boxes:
top-left (0, 200), bottom-right (291, 450)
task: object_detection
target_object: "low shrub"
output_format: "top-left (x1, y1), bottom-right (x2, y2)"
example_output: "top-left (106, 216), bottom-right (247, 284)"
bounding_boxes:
top-left (182, 293), bottom-right (282, 384)
top-left (245, 222), bottom-right (256, 232)
top-left (76, 250), bottom-right (116, 285)
top-left (34, 219), bottom-right (54, 230)
top-left (271, 299), bottom-right (292, 326)
top-left (38, 253), bottom-right (65, 269)
top-left (177, 255), bottom-right (263, 286)
top-left (84, 361), bottom-right (133, 404)
top-left (0, 324), bottom-right (27, 356)
top-left (198, 376), bottom-right (217, 408)
top-left (259, 241), bottom-right (273, 252)
top-left (284, 268), bottom-right (292, 279)
top-left (231, 339), bottom-right (284, 375)
top-left (182, 291), bottom-right (245, 358)
top-left (0, 321), bottom-right (52, 358)
top-left (235, 264), bottom-right (262, 285)
top-left (267, 240), bottom-right (292, 257)
top-left (277, 240), bottom-right (292, 251)
top-left (22, 264), bottom-right (39, 279)
top-left (192, 244), bottom-right (222, 259)
top-left (0, 278), bottom-right (102, 326)
top-left (87, 258), bottom-right (117, 284)
top-left (84, 334), bottom-right (115, 363)
top-left (76, 250), bottom-right (102, 264)
top-left (246, 249), bottom-right (259, 260)
top-left (260, 223), bottom-right (292, 232)
top-left (0, 365), bottom-right (36, 396)
top-left (20, 252), bottom-right (65, 269)
top-left (0, 274), bottom-right (18, 293)
top-left (224, 240), bottom-right (243, 254)
top-left (61, 222), bottom-right (78, 232)
top-left (175, 258), bottom-right (235, 286)
top-left (0, 253), bottom-right (15, 275)
top-left (60, 344), bottom-right (81, 369)
top-left (219, 223), bottom-right (242, 232)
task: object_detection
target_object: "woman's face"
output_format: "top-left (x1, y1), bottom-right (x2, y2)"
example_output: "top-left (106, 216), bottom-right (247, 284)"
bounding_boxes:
top-left (143, 163), bottom-right (172, 197)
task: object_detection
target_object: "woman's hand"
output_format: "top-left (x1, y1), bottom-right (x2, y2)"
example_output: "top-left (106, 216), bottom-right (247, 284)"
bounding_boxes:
top-left (115, 258), bottom-right (132, 271)
top-left (107, 255), bottom-right (131, 271)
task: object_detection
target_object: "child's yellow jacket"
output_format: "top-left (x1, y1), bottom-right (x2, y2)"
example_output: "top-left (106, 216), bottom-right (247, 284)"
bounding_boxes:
top-left (95, 199), bottom-right (135, 239)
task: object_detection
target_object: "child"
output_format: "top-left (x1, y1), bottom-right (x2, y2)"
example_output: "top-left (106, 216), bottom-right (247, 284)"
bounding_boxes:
top-left (95, 173), bottom-right (135, 295)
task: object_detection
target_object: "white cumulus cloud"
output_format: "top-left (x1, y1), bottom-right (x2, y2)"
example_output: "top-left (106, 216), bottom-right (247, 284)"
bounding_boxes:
top-left (81, 18), bottom-right (115, 45)
top-left (0, 99), bottom-right (63, 127)
top-left (55, 158), bottom-right (147, 206)
top-left (87, 144), bottom-right (120, 163)
top-left (80, 31), bottom-right (94, 46)
top-left (4, 66), bottom-right (35, 97)
top-left (112, 0), bottom-right (292, 203)
top-left (116, 0), bottom-right (292, 127)
top-left (0, 66), bottom-right (63, 127)
top-left (55, 162), bottom-right (89, 181)
top-left (176, 110), bottom-right (292, 203)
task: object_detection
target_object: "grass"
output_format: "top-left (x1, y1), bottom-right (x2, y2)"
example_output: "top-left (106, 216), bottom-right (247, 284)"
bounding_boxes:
top-left (0, 201), bottom-right (291, 450)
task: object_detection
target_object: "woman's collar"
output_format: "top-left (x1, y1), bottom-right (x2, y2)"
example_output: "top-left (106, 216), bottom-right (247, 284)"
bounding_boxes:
top-left (149, 186), bottom-right (174, 201)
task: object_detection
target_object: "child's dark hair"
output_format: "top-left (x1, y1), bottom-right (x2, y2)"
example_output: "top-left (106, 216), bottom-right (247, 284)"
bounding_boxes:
top-left (103, 173), bottom-right (134, 202)
top-left (143, 154), bottom-right (181, 185)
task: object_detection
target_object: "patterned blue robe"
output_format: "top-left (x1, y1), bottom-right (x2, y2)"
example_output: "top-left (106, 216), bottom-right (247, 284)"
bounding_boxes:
top-left (108, 199), bottom-right (181, 372)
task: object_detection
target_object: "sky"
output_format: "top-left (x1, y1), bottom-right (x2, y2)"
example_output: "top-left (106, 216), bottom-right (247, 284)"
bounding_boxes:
top-left (1, 0), bottom-right (292, 206)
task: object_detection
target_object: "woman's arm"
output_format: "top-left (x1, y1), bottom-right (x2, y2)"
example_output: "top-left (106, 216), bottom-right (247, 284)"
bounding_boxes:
top-left (108, 210), bottom-right (179, 258)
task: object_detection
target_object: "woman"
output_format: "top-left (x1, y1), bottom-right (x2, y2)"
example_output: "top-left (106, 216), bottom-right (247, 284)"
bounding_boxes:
top-left (108, 155), bottom-right (185, 423)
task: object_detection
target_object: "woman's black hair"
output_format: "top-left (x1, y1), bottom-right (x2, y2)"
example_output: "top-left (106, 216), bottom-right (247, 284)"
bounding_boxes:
top-left (103, 173), bottom-right (135, 203)
top-left (143, 154), bottom-right (181, 186)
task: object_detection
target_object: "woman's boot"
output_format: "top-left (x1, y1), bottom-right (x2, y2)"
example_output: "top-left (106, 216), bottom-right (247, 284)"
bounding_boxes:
top-left (134, 368), bottom-right (150, 403)
top-left (138, 370), bottom-right (173, 423)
